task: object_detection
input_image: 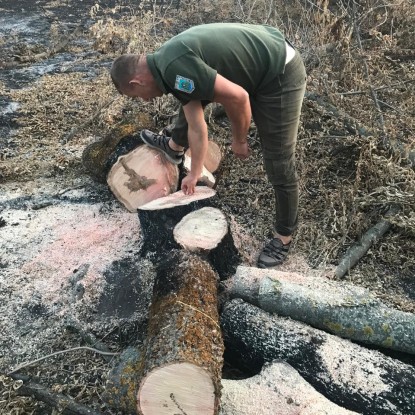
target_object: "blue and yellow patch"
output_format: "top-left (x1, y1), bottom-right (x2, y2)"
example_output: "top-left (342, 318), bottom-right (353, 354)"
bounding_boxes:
top-left (175, 75), bottom-right (195, 94)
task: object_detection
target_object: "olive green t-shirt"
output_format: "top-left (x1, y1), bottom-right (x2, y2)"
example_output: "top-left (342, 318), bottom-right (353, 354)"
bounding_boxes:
top-left (146, 23), bottom-right (287, 105)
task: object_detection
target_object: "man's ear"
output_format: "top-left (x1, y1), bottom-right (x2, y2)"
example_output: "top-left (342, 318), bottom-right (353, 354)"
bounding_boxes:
top-left (129, 76), bottom-right (144, 87)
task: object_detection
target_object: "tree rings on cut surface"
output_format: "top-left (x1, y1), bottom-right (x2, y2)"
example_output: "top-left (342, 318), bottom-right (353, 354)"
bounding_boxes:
top-left (107, 145), bottom-right (179, 212)
top-left (174, 207), bottom-right (228, 251)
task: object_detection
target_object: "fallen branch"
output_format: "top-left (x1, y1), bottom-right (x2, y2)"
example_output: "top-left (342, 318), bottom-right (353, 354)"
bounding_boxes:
top-left (14, 25), bottom-right (84, 63)
top-left (9, 374), bottom-right (103, 415)
top-left (335, 206), bottom-right (399, 278)
top-left (8, 346), bottom-right (119, 376)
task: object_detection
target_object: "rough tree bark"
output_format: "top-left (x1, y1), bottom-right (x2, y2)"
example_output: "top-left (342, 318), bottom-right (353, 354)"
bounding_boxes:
top-left (221, 298), bottom-right (415, 415)
top-left (136, 250), bottom-right (224, 415)
top-left (226, 266), bottom-right (415, 354)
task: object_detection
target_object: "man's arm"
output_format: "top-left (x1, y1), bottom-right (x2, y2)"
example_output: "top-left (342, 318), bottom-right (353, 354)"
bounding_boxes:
top-left (181, 100), bottom-right (208, 195)
top-left (213, 74), bottom-right (252, 159)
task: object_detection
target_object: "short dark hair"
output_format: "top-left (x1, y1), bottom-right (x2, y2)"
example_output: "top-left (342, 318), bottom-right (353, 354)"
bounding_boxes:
top-left (110, 54), bottom-right (140, 92)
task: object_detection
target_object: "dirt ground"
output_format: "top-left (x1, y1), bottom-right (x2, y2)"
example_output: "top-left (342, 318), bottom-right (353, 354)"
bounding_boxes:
top-left (0, 0), bottom-right (414, 413)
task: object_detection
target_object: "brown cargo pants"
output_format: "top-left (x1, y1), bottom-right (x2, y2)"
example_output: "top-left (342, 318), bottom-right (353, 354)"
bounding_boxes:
top-left (171, 50), bottom-right (307, 237)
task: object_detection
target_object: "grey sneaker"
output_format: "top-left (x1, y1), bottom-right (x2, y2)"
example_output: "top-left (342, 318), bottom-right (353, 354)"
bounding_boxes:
top-left (257, 238), bottom-right (291, 268)
top-left (140, 129), bottom-right (184, 165)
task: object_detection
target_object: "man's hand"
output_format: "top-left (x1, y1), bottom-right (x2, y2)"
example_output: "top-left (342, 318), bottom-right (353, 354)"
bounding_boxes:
top-left (232, 140), bottom-right (252, 160)
top-left (181, 173), bottom-right (199, 195)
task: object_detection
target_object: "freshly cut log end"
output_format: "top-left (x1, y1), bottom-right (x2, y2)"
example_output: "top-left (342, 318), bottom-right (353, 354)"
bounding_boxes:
top-left (174, 207), bottom-right (227, 251)
top-left (183, 155), bottom-right (216, 188)
top-left (185, 140), bottom-right (222, 173)
top-left (138, 362), bottom-right (217, 415)
top-left (107, 145), bottom-right (179, 212)
top-left (172, 207), bottom-right (241, 278)
top-left (139, 186), bottom-right (216, 210)
top-left (137, 188), bottom-right (217, 257)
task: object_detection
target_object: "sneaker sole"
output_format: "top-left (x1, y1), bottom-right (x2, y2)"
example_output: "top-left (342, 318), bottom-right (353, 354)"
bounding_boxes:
top-left (140, 131), bottom-right (183, 165)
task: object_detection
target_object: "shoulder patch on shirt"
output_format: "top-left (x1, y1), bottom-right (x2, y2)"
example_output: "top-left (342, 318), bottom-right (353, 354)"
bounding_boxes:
top-left (175, 75), bottom-right (195, 94)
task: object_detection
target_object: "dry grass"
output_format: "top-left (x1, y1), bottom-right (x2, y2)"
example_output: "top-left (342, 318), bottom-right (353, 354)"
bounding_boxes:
top-left (1, 0), bottom-right (414, 413)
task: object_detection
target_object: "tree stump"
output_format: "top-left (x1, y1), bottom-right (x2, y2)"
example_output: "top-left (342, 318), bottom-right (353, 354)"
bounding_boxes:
top-left (107, 145), bottom-right (180, 212)
top-left (226, 266), bottom-right (415, 354)
top-left (137, 250), bottom-right (224, 415)
top-left (137, 187), bottom-right (217, 257)
top-left (221, 298), bottom-right (415, 415)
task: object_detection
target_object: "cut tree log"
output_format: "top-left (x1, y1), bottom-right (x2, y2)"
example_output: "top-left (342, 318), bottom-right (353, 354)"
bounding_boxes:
top-left (137, 187), bottom-right (217, 257)
top-left (105, 351), bottom-right (358, 415)
top-left (173, 207), bottom-right (241, 278)
top-left (185, 140), bottom-right (222, 173)
top-left (137, 250), bottom-right (224, 415)
top-left (221, 298), bottom-right (415, 415)
top-left (107, 145), bottom-right (180, 212)
top-left (220, 360), bottom-right (359, 415)
top-left (226, 266), bottom-right (415, 355)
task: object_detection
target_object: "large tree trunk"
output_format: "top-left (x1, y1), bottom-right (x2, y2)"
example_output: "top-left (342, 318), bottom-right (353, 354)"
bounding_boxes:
top-left (82, 115), bottom-right (154, 182)
top-left (137, 250), bottom-right (224, 415)
top-left (221, 298), bottom-right (415, 415)
top-left (226, 266), bottom-right (415, 354)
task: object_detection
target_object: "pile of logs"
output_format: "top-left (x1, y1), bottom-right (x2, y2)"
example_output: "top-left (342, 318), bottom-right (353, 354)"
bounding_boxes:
top-left (82, 127), bottom-right (414, 414)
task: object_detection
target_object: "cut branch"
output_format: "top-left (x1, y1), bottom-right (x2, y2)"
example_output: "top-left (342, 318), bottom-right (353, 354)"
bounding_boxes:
top-left (9, 374), bottom-right (103, 415)
top-left (335, 206), bottom-right (399, 278)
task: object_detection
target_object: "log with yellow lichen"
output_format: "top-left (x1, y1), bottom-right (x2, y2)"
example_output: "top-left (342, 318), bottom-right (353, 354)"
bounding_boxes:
top-left (137, 250), bottom-right (223, 414)
top-left (226, 266), bottom-right (415, 355)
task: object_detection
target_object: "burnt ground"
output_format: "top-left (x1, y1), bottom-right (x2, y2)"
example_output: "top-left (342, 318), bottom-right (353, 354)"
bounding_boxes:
top-left (0, 0), bottom-right (414, 413)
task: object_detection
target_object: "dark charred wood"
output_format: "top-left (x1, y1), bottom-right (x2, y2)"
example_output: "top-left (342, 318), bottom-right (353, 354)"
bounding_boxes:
top-left (137, 188), bottom-right (217, 259)
top-left (9, 374), bottom-right (102, 415)
top-left (221, 298), bottom-right (415, 415)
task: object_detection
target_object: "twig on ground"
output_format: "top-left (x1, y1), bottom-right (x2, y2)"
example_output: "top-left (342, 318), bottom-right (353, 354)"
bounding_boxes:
top-left (7, 347), bottom-right (119, 376)
top-left (8, 373), bottom-right (103, 415)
